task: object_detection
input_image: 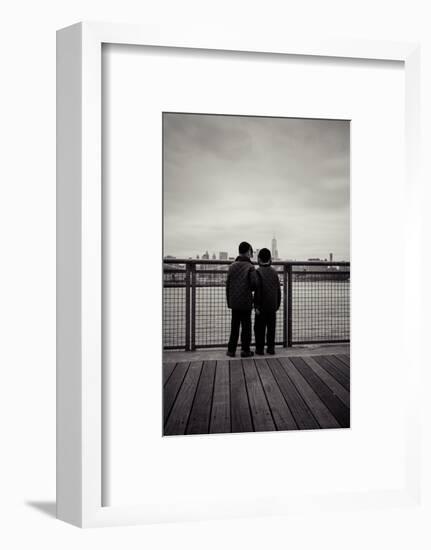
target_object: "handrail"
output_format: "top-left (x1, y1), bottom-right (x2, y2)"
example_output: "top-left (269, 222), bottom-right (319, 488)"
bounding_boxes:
top-left (163, 258), bottom-right (350, 267)
top-left (163, 259), bottom-right (350, 350)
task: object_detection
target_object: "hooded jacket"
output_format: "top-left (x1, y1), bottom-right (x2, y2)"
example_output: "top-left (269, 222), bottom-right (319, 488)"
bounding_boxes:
top-left (226, 256), bottom-right (256, 311)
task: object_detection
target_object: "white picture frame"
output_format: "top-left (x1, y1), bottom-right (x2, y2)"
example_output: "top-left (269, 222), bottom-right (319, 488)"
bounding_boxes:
top-left (56, 21), bottom-right (422, 527)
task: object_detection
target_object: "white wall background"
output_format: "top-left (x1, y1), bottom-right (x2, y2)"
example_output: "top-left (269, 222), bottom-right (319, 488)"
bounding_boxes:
top-left (0, 0), bottom-right (430, 548)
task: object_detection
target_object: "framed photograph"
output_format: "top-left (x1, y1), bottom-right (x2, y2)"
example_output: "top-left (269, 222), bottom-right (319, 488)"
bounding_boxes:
top-left (57, 22), bottom-right (422, 527)
top-left (162, 111), bottom-right (351, 437)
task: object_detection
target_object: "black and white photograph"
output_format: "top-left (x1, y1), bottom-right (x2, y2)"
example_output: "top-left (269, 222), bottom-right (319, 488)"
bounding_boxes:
top-left (163, 112), bottom-right (350, 436)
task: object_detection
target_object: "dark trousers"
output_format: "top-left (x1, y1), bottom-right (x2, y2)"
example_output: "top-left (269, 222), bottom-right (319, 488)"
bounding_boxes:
top-left (254, 311), bottom-right (276, 351)
top-left (228, 309), bottom-right (252, 353)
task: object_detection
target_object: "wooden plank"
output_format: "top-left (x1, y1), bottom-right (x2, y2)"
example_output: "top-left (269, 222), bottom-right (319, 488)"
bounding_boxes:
top-left (289, 356), bottom-right (350, 428)
top-left (164, 361), bottom-right (203, 435)
top-left (314, 355), bottom-right (350, 391)
top-left (163, 362), bottom-right (177, 385)
top-left (210, 360), bottom-right (231, 434)
top-left (267, 358), bottom-right (319, 430)
top-left (302, 355), bottom-right (350, 407)
top-left (230, 360), bottom-right (253, 433)
top-left (254, 359), bottom-right (297, 431)
top-left (339, 354), bottom-right (350, 367)
top-left (186, 360), bottom-right (216, 435)
top-left (163, 362), bottom-right (189, 425)
top-left (281, 358), bottom-right (340, 429)
top-left (242, 359), bottom-right (275, 432)
top-left (325, 355), bottom-right (350, 378)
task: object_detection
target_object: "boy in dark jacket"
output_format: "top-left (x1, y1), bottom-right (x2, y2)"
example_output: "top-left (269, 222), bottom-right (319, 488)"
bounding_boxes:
top-left (226, 241), bottom-right (256, 358)
top-left (254, 248), bottom-right (281, 355)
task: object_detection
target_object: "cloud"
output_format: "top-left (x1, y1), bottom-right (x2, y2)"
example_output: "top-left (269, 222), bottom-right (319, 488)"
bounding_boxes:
top-left (163, 113), bottom-right (350, 260)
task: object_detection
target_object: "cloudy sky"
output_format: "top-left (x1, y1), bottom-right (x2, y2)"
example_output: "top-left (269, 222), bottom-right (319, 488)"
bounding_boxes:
top-left (163, 113), bottom-right (350, 261)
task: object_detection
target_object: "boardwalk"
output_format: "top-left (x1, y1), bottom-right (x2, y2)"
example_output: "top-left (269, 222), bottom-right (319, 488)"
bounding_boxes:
top-left (163, 350), bottom-right (350, 436)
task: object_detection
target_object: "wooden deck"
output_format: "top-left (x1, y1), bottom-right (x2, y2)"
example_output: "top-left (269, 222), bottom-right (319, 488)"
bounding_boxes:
top-left (163, 352), bottom-right (350, 436)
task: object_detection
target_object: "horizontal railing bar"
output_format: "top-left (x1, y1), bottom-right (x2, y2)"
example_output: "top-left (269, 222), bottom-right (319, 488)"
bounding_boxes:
top-left (291, 339), bottom-right (350, 345)
top-left (194, 270), bottom-right (229, 274)
top-left (191, 341), bottom-right (285, 349)
top-left (163, 341), bottom-right (350, 351)
top-left (164, 270), bottom-right (350, 276)
top-left (164, 258), bottom-right (350, 267)
top-left (164, 281), bottom-right (349, 288)
top-left (164, 285), bottom-right (226, 288)
top-left (289, 271), bottom-right (350, 275)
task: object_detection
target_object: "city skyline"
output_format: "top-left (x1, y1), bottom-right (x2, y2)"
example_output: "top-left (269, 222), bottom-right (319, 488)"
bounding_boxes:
top-left (163, 113), bottom-right (350, 261)
top-left (164, 235), bottom-right (345, 262)
top-left (164, 239), bottom-right (349, 262)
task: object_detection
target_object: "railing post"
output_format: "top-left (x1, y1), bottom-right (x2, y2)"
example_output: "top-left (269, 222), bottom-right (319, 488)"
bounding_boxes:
top-left (190, 263), bottom-right (196, 351)
top-left (283, 265), bottom-right (288, 347)
top-left (185, 263), bottom-right (191, 351)
top-left (287, 264), bottom-right (293, 347)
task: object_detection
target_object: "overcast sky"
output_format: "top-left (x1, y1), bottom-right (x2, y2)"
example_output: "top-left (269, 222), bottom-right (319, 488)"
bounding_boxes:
top-left (163, 113), bottom-right (350, 261)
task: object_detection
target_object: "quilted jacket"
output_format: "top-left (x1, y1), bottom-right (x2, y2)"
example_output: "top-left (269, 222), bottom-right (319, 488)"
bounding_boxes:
top-left (253, 265), bottom-right (281, 313)
top-left (226, 256), bottom-right (256, 311)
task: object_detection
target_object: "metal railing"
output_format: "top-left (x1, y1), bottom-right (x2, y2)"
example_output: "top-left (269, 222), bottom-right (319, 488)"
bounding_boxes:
top-left (163, 259), bottom-right (350, 350)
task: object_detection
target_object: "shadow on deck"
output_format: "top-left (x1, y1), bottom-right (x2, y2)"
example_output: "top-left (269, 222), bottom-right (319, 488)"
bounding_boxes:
top-left (163, 345), bottom-right (350, 436)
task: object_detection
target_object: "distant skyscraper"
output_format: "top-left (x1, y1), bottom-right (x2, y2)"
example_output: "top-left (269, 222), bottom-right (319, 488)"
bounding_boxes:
top-left (329, 252), bottom-right (333, 262)
top-left (219, 251), bottom-right (228, 260)
top-left (212, 252), bottom-right (216, 260)
top-left (271, 235), bottom-right (279, 260)
top-left (202, 250), bottom-right (209, 260)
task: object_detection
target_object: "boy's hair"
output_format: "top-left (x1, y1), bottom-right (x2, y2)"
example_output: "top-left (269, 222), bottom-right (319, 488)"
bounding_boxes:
top-left (258, 248), bottom-right (271, 264)
top-left (238, 241), bottom-right (253, 255)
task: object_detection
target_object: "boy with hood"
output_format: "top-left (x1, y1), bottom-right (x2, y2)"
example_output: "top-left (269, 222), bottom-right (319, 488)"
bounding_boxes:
top-left (254, 248), bottom-right (281, 355)
top-left (226, 241), bottom-right (256, 358)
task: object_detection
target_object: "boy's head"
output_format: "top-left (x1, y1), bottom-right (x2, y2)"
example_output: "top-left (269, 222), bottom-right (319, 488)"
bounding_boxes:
top-left (238, 241), bottom-right (253, 258)
top-left (258, 248), bottom-right (271, 266)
